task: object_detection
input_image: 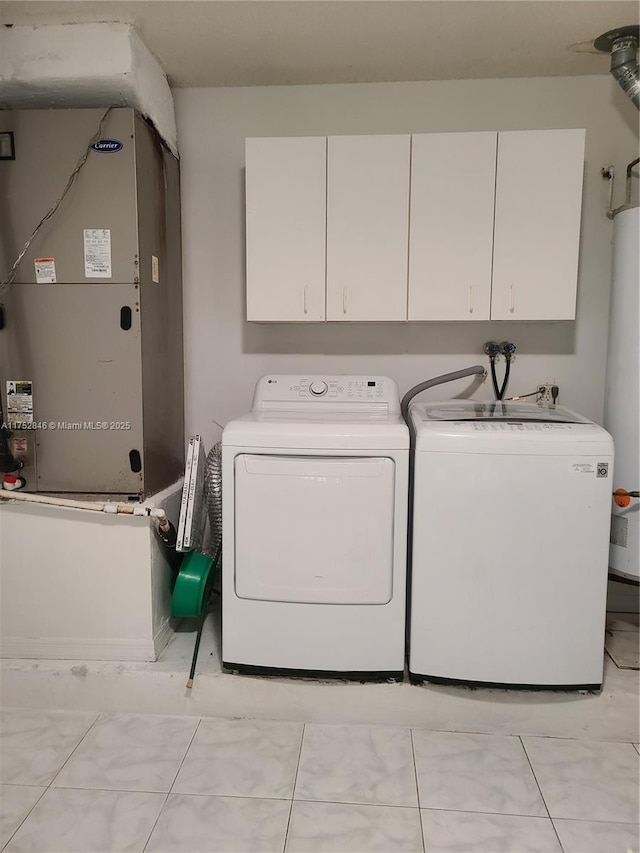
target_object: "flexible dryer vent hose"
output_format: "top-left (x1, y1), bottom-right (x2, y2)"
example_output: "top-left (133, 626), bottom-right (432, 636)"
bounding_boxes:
top-left (400, 365), bottom-right (487, 423)
top-left (204, 441), bottom-right (223, 557)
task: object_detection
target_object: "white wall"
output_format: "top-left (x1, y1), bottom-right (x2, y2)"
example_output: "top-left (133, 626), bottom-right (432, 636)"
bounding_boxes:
top-left (174, 75), bottom-right (638, 450)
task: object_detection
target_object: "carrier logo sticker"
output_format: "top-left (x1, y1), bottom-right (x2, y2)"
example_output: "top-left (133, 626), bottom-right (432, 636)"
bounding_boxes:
top-left (91, 139), bottom-right (123, 153)
top-left (597, 462), bottom-right (609, 478)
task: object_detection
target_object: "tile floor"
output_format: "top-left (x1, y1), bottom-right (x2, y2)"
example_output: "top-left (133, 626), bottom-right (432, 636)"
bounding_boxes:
top-left (0, 709), bottom-right (638, 852)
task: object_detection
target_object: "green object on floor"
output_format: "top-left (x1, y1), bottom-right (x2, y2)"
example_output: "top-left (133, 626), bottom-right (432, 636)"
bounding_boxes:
top-left (171, 550), bottom-right (215, 618)
top-left (171, 543), bottom-right (222, 687)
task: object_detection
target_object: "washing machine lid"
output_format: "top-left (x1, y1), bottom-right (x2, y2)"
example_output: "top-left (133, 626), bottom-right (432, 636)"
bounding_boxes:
top-left (411, 400), bottom-right (589, 423)
top-left (410, 401), bottom-right (613, 455)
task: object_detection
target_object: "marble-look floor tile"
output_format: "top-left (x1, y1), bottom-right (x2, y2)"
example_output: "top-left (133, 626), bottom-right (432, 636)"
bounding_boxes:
top-left (0, 785), bottom-right (46, 849)
top-left (0, 709), bottom-right (97, 786)
top-left (421, 809), bottom-right (562, 853)
top-left (173, 717), bottom-right (302, 798)
top-left (145, 793), bottom-right (290, 852)
top-left (285, 800), bottom-right (423, 853)
top-left (412, 730), bottom-right (545, 817)
top-left (295, 723), bottom-right (417, 808)
top-left (523, 736), bottom-right (640, 822)
top-left (3, 787), bottom-right (165, 853)
top-left (52, 713), bottom-right (199, 793)
top-left (553, 818), bottom-right (639, 853)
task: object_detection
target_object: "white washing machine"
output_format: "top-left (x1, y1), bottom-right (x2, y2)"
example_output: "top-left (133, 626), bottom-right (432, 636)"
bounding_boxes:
top-left (222, 375), bottom-right (409, 678)
top-left (408, 401), bottom-right (614, 689)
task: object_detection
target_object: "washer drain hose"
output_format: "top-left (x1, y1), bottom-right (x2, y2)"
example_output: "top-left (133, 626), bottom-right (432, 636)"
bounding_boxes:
top-left (400, 365), bottom-right (487, 423)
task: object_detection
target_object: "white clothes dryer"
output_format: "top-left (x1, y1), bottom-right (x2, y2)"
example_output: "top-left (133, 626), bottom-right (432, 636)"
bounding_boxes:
top-left (222, 375), bottom-right (409, 678)
top-left (408, 400), bottom-right (614, 689)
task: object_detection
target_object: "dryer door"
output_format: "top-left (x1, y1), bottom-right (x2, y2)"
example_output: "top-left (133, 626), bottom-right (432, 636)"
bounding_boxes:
top-left (234, 454), bottom-right (395, 604)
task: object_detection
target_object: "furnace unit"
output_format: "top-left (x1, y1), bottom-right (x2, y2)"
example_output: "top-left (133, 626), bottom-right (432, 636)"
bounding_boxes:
top-left (0, 108), bottom-right (184, 496)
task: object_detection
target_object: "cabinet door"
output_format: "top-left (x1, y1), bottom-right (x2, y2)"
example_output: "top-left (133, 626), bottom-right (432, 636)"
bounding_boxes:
top-left (409, 132), bottom-right (497, 321)
top-left (326, 135), bottom-right (410, 321)
top-left (245, 137), bottom-right (326, 321)
top-left (491, 129), bottom-right (585, 321)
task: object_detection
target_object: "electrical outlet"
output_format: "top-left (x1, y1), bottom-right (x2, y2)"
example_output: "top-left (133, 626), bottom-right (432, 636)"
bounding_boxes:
top-left (537, 383), bottom-right (559, 406)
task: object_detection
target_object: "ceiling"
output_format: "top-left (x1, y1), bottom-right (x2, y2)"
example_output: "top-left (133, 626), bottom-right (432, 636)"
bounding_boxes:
top-left (1, 1), bottom-right (638, 88)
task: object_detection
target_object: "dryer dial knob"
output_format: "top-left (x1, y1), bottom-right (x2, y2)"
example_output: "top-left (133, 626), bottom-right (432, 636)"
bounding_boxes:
top-left (309, 381), bottom-right (328, 396)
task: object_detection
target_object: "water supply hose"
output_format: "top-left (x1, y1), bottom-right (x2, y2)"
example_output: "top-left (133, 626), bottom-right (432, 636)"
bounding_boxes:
top-left (490, 357), bottom-right (501, 399)
top-left (498, 342), bottom-right (517, 400)
top-left (400, 365), bottom-right (487, 423)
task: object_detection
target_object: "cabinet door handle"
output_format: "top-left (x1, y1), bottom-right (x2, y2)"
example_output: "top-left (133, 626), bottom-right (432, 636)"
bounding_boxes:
top-left (509, 285), bottom-right (516, 314)
top-left (468, 285), bottom-right (474, 315)
top-left (343, 287), bottom-right (348, 315)
top-left (303, 286), bottom-right (308, 315)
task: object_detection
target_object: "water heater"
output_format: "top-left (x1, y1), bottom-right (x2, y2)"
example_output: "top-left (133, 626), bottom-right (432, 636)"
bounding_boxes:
top-left (0, 108), bottom-right (184, 497)
top-left (604, 204), bottom-right (639, 580)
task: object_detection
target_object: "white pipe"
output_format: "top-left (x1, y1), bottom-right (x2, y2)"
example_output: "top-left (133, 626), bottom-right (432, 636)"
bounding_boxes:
top-left (0, 489), bottom-right (167, 524)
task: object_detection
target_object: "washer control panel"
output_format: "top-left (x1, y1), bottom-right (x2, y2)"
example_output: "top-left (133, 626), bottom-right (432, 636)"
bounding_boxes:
top-left (253, 375), bottom-right (399, 411)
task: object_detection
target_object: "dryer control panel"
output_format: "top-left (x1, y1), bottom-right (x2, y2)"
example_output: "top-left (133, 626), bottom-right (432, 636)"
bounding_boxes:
top-left (252, 375), bottom-right (400, 412)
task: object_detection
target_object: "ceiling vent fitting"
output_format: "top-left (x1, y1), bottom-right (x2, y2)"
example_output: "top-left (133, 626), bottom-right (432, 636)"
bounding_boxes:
top-left (594, 25), bottom-right (640, 110)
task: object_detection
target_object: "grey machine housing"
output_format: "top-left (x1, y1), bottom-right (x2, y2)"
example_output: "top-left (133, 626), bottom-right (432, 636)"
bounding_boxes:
top-left (0, 107), bottom-right (184, 497)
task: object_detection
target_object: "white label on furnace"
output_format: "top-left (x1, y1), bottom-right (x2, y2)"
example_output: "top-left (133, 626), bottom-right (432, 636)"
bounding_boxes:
top-left (570, 462), bottom-right (595, 475)
top-left (83, 229), bottom-right (112, 278)
top-left (34, 257), bottom-right (56, 283)
top-left (151, 255), bottom-right (159, 283)
top-left (6, 380), bottom-right (33, 425)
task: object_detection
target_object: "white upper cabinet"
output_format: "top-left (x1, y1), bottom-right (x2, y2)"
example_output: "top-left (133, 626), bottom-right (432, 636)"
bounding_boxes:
top-left (245, 137), bottom-right (326, 321)
top-left (244, 129), bottom-right (585, 323)
top-left (409, 132), bottom-right (497, 321)
top-left (326, 135), bottom-right (410, 321)
top-left (491, 129), bottom-right (585, 321)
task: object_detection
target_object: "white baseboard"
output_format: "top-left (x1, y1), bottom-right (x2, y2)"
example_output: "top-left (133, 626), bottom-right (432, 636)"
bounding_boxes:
top-left (0, 636), bottom-right (157, 662)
